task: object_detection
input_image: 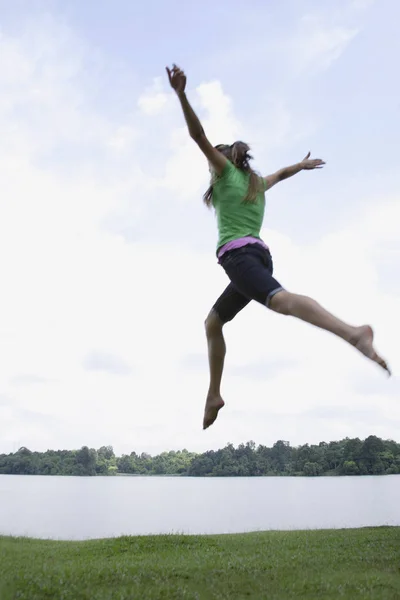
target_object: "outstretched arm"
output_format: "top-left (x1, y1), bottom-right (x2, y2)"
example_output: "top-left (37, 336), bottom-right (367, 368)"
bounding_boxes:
top-left (264, 152), bottom-right (325, 190)
top-left (166, 64), bottom-right (227, 175)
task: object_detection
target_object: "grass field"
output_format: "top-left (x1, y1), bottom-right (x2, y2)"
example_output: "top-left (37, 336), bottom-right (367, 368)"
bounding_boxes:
top-left (1, 527), bottom-right (399, 599)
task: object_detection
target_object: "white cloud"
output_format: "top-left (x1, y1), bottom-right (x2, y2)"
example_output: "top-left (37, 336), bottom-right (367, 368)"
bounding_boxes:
top-left (82, 351), bottom-right (133, 376)
top-left (10, 375), bottom-right (50, 386)
top-left (107, 125), bottom-right (138, 152)
top-left (290, 15), bottom-right (359, 74)
top-left (350, 0), bottom-right (375, 10)
top-left (137, 77), bottom-right (168, 115)
top-left (196, 81), bottom-right (241, 142)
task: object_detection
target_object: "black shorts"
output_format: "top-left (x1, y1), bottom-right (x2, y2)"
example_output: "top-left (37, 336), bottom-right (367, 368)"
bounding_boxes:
top-left (212, 243), bottom-right (284, 324)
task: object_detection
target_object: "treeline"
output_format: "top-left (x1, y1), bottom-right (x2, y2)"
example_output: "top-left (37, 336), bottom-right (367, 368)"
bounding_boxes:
top-left (0, 436), bottom-right (399, 477)
top-left (0, 446), bottom-right (196, 477)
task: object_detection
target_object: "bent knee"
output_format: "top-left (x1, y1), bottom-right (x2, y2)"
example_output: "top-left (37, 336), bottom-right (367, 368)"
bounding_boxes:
top-left (268, 290), bottom-right (292, 315)
top-left (205, 309), bottom-right (223, 335)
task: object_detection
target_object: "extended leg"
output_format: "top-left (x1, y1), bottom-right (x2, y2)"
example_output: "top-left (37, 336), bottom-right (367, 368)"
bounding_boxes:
top-left (203, 310), bottom-right (226, 429)
top-left (269, 291), bottom-right (390, 375)
top-left (203, 283), bottom-right (251, 430)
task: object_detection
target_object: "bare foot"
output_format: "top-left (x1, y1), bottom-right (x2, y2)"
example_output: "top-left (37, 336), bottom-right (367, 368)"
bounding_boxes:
top-left (350, 325), bottom-right (391, 376)
top-left (203, 394), bottom-right (225, 430)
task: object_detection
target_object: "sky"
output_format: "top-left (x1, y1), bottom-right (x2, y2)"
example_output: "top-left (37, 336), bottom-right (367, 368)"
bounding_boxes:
top-left (0, 0), bottom-right (399, 456)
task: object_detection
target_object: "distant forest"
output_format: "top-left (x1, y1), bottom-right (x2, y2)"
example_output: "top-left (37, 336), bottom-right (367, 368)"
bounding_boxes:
top-left (1, 436), bottom-right (399, 477)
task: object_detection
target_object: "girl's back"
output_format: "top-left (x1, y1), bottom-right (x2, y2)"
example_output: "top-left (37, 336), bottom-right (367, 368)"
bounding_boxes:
top-left (212, 161), bottom-right (266, 253)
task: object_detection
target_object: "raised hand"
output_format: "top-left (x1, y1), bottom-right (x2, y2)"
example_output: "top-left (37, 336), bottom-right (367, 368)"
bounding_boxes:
top-left (301, 152), bottom-right (325, 170)
top-left (166, 64), bottom-right (187, 95)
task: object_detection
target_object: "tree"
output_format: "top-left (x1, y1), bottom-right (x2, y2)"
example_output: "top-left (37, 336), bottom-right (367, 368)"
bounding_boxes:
top-left (343, 438), bottom-right (362, 463)
top-left (360, 436), bottom-right (385, 475)
top-left (303, 462), bottom-right (322, 476)
top-left (117, 454), bottom-right (133, 474)
top-left (270, 440), bottom-right (292, 474)
top-left (325, 441), bottom-right (343, 471)
top-left (75, 446), bottom-right (97, 476)
top-left (342, 460), bottom-right (359, 475)
top-left (1, 436), bottom-right (399, 478)
top-left (97, 446), bottom-right (115, 461)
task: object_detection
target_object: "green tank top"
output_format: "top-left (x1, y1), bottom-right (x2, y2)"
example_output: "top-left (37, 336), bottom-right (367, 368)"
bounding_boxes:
top-left (212, 161), bottom-right (267, 253)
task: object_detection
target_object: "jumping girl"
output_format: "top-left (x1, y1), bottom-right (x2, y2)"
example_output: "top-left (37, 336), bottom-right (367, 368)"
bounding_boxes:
top-left (166, 64), bottom-right (390, 430)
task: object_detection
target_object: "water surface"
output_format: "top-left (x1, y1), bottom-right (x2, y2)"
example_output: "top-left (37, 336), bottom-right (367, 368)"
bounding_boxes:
top-left (1, 474), bottom-right (399, 540)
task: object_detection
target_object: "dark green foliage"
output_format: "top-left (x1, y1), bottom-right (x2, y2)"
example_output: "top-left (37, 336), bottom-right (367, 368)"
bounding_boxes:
top-left (1, 528), bottom-right (400, 599)
top-left (0, 446), bottom-right (112, 477)
top-left (187, 436), bottom-right (400, 477)
top-left (0, 436), bottom-right (399, 477)
top-left (0, 446), bottom-right (197, 477)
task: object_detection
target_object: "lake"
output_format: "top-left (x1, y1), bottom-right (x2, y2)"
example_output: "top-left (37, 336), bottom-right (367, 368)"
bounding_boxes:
top-left (0, 474), bottom-right (399, 540)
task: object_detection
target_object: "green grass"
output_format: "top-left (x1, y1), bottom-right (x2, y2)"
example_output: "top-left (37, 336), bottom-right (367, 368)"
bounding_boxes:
top-left (1, 527), bottom-right (400, 599)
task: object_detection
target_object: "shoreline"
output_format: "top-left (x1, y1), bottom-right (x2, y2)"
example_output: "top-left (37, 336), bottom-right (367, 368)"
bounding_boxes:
top-left (1, 524), bottom-right (400, 541)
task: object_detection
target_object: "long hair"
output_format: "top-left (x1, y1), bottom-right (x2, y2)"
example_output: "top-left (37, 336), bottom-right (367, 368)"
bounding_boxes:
top-left (203, 141), bottom-right (264, 208)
